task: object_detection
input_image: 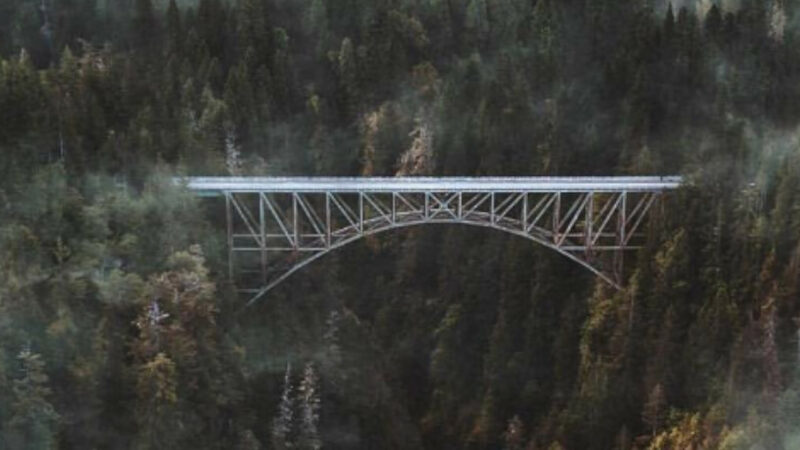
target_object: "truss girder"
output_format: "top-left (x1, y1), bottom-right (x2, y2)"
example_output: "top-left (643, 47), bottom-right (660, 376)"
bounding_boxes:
top-left (219, 186), bottom-right (674, 306)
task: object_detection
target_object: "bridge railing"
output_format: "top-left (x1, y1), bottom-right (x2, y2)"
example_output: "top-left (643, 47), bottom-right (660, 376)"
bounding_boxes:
top-left (178, 176), bottom-right (682, 305)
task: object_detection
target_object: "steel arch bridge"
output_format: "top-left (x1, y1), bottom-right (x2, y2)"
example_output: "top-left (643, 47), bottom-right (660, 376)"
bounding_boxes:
top-left (180, 176), bottom-right (682, 306)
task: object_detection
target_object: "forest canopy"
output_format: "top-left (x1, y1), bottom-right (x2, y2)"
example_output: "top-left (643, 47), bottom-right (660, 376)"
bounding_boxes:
top-left (1, 0), bottom-right (800, 449)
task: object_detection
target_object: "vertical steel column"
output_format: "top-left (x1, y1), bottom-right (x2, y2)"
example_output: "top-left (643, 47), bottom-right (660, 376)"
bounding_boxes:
top-left (424, 192), bottom-right (430, 220)
top-left (619, 192), bottom-right (627, 246)
top-left (225, 192), bottom-right (233, 281)
top-left (522, 192), bottom-right (528, 232)
top-left (359, 192), bottom-right (364, 232)
top-left (325, 193), bottom-right (331, 248)
top-left (259, 193), bottom-right (266, 284)
top-left (553, 192), bottom-right (561, 243)
top-left (585, 192), bottom-right (593, 254)
top-left (490, 192), bottom-right (496, 224)
top-left (392, 192), bottom-right (397, 223)
top-left (615, 191), bottom-right (627, 283)
top-left (293, 193), bottom-right (299, 249)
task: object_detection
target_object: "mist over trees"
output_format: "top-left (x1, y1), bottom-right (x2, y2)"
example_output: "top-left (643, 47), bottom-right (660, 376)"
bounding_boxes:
top-left (1, 0), bottom-right (800, 448)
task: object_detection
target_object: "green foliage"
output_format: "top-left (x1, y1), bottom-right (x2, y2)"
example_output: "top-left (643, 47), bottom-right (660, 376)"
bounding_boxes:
top-left (3, 349), bottom-right (59, 450)
top-left (1, 1), bottom-right (800, 448)
top-left (132, 245), bottom-right (246, 449)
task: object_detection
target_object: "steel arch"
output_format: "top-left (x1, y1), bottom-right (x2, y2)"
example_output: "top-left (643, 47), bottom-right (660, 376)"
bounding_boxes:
top-left (178, 177), bottom-right (682, 306)
top-left (242, 212), bottom-right (619, 307)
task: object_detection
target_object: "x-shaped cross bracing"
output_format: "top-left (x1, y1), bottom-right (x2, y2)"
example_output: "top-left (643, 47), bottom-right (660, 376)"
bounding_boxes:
top-left (180, 177), bottom-right (682, 306)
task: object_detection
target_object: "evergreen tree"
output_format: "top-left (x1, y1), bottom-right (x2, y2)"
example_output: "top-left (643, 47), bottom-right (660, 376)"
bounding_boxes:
top-left (501, 415), bottom-right (525, 450)
top-left (704, 4), bottom-right (723, 42)
top-left (236, 0), bottom-right (272, 69)
top-left (465, 0), bottom-right (490, 48)
top-left (0, 2), bottom-right (799, 448)
top-left (663, 3), bottom-right (675, 41)
top-left (196, 0), bottom-right (227, 59)
top-left (304, 0), bottom-right (329, 56)
top-left (132, 0), bottom-right (158, 54)
top-left (4, 349), bottom-right (60, 450)
top-left (528, 0), bottom-right (559, 86)
top-left (166, 0), bottom-right (182, 56)
top-left (641, 383), bottom-right (666, 437)
top-left (337, 37), bottom-right (359, 122)
top-left (297, 363), bottom-right (321, 450)
top-left (271, 28), bottom-right (292, 116)
top-left (272, 363), bottom-right (294, 450)
top-left (132, 246), bottom-right (243, 449)
top-left (223, 58), bottom-right (255, 129)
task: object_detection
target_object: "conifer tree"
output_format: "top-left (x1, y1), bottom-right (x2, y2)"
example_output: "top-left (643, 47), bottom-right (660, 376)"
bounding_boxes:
top-left (196, 0), bottom-right (227, 58)
top-left (237, 0), bottom-right (272, 68)
top-left (166, 0), bottom-right (182, 56)
top-left (337, 37), bottom-right (359, 121)
top-left (132, 246), bottom-right (243, 449)
top-left (223, 58), bottom-right (255, 129)
top-left (642, 383), bottom-right (666, 436)
top-left (502, 415), bottom-right (525, 450)
top-left (271, 28), bottom-right (292, 115)
top-left (704, 4), bottom-right (723, 42)
top-left (297, 363), bottom-right (321, 450)
top-left (663, 3), bottom-right (675, 39)
top-left (528, 0), bottom-right (559, 86)
top-left (4, 349), bottom-right (60, 450)
top-left (304, 0), bottom-right (329, 56)
top-left (132, 0), bottom-right (158, 54)
top-left (272, 362), bottom-right (294, 450)
top-left (465, 0), bottom-right (490, 47)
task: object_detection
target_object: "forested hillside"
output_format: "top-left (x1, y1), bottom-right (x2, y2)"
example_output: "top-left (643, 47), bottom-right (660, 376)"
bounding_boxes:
top-left (2, 0), bottom-right (800, 448)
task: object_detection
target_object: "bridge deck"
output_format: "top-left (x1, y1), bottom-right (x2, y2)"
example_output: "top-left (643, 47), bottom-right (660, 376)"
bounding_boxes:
top-left (180, 176), bottom-right (683, 194)
top-left (179, 175), bottom-right (683, 304)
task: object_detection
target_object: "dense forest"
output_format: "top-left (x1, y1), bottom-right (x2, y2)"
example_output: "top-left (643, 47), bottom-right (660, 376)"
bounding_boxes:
top-left (1, 0), bottom-right (800, 448)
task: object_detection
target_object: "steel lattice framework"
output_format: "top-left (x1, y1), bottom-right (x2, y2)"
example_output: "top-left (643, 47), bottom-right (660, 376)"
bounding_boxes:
top-left (180, 177), bottom-right (682, 306)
